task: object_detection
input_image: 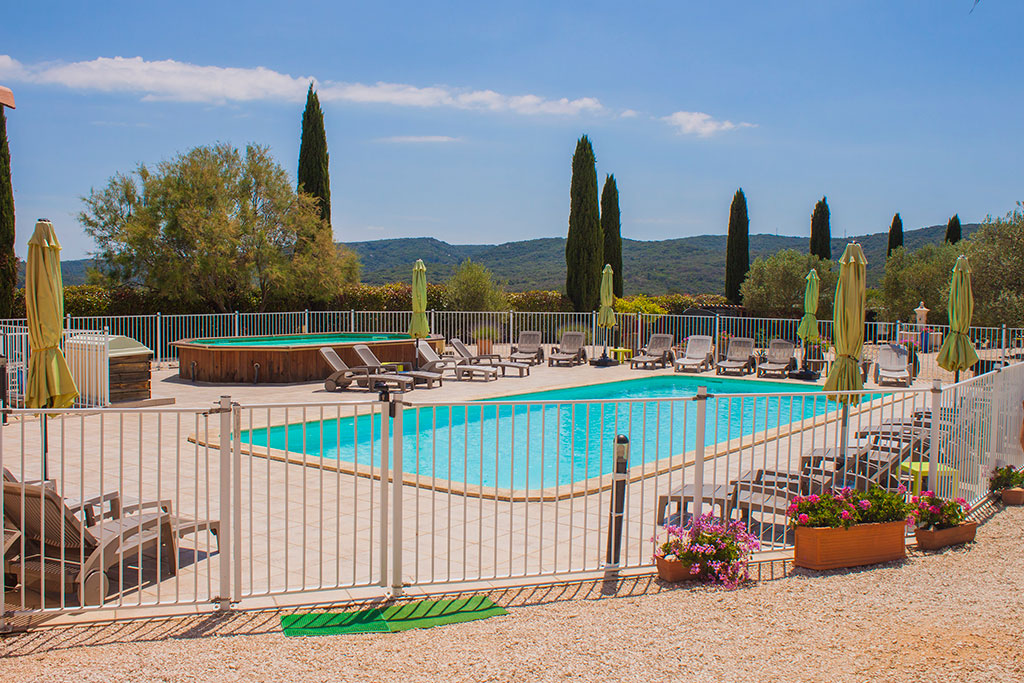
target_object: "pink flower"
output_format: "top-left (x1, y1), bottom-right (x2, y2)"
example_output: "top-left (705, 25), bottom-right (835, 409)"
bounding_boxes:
top-left (922, 490), bottom-right (934, 498)
top-left (787, 503), bottom-right (799, 514)
top-left (807, 494), bottom-right (820, 503)
top-left (798, 513), bottom-right (809, 524)
top-left (955, 497), bottom-right (967, 506)
top-left (929, 505), bottom-right (941, 514)
top-left (840, 510), bottom-right (851, 520)
top-left (911, 496), bottom-right (919, 504)
top-left (897, 484), bottom-right (907, 494)
top-left (859, 500), bottom-right (872, 510)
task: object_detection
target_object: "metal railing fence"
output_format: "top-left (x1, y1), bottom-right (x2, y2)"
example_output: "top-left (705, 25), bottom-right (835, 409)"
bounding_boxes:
top-left (3, 361), bottom-right (1020, 626)
top-left (1, 325), bottom-right (110, 408)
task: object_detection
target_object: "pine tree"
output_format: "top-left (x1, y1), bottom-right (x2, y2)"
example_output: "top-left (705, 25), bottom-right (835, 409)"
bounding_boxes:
top-left (600, 174), bottom-right (623, 297)
top-left (809, 196), bottom-right (831, 260)
top-left (0, 108), bottom-right (15, 319)
top-left (565, 135), bottom-right (602, 311)
top-left (946, 214), bottom-right (961, 244)
top-left (725, 188), bottom-right (750, 304)
top-left (887, 212), bottom-right (903, 257)
top-left (297, 84), bottom-right (331, 228)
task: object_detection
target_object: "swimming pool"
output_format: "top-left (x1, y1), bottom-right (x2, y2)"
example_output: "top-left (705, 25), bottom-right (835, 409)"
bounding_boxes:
top-left (173, 332), bottom-right (444, 384)
top-left (239, 375), bottom-right (857, 489)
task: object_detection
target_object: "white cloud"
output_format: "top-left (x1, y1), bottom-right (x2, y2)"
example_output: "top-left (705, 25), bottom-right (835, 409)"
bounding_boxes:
top-left (0, 54), bottom-right (603, 115)
top-left (619, 109), bottom-right (639, 118)
top-left (374, 135), bottom-right (461, 143)
top-left (661, 110), bottom-right (756, 137)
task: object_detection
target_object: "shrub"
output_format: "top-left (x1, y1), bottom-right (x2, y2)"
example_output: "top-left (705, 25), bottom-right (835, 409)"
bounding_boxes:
top-left (911, 491), bottom-right (969, 530)
top-left (989, 465), bottom-right (1023, 492)
top-left (508, 290), bottom-right (572, 312)
top-left (446, 259), bottom-right (509, 311)
top-left (652, 514), bottom-right (760, 588)
top-left (613, 295), bottom-right (667, 315)
top-left (788, 486), bottom-right (912, 529)
top-left (739, 250), bottom-right (836, 319)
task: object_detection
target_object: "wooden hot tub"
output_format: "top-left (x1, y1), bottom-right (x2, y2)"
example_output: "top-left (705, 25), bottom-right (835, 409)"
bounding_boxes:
top-left (172, 332), bottom-right (445, 384)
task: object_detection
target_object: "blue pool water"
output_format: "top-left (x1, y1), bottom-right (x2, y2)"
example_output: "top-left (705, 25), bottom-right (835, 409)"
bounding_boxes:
top-left (240, 375), bottom-right (860, 489)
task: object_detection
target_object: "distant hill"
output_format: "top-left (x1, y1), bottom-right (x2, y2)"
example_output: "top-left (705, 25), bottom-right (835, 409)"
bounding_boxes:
top-left (38, 222), bottom-right (977, 294)
top-left (343, 223), bottom-right (979, 295)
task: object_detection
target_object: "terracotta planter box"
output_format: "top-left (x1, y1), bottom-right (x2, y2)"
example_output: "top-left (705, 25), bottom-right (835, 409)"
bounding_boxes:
top-left (476, 339), bottom-right (494, 355)
top-left (914, 522), bottom-right (978, 551)
top-left (655, 556), bottom-right (700, 582)
top-left (794, 521), bottom-right (907, 570)
top-left (1001, 488), bottom-right (1024, 505)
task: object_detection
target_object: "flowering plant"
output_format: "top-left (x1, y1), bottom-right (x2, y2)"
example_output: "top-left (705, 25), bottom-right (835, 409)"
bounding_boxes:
top-left (652, 514), bottom-right (760, 588)
top-left (911, 491), bottom-right (969, 530)
top-left (989, 465), bottom-right (1023, 493)
top-left (788, 486), bottom-right (913, 529)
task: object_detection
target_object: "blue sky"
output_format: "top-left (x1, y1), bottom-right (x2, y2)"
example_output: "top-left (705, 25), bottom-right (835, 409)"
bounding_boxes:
top-left (1, 1), bottom-right (1019, 259)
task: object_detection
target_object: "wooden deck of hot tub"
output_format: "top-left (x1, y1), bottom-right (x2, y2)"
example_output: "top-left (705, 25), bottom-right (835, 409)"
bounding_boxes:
top-left (172, 335), bottom-right (445, 383)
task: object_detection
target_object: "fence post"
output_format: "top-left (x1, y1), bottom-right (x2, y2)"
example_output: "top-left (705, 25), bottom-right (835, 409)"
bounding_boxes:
top-left (929, 380), bottom-right (942, 497)
top-left (231, 401), bottom-right (243, 604)
top-left (508, 310), bottom-right (514, 350)
top-left (693, 387), bottom-right (708, 517)
top-left (102, 326), bottom-right (110, 407)
top-left (635, 313), bottom-right (641, 352)
top-left (156, 312), bottom-right (163, 367)
top-left (391, 393), bottom-right (404, 596)
top-left (713, 315), bottom-right (721, 362)
top-left (217, 395), bottom-right (233, 611)
top-left (233, 310), bottom-right (239, 337)
top-left (430, 309), bottom-right (436, 336)
top-left (1001, 324), bottom-right (1008, 367)
top-left (351, 309), bottom-right (356, 333)
top-left (378, 393), bottom-right (390, 588)
top-left (605, 435), bottom-right (629, 570)
top-left (304, 309), bottom-right (310, 334)
top-left (895, 320), bottom-right (902, 344)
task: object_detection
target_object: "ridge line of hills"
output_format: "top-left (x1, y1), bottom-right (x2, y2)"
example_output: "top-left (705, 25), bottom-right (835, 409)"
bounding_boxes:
top-left (34, 222), bottom-right (976, 295)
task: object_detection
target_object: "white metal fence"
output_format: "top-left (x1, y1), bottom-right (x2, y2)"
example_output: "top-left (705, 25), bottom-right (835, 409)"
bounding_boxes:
top-left (3, 310), bottom-right (1017, 385)
top-left (2, 362), bottom-right (1021, 626)
top-left (0, 325), bottom-right (110, 409)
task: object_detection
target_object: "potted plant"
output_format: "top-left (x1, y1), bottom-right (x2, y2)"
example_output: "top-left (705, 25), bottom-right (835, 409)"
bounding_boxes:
top-left (788, 485), bottom-right (913, 570)
top-left (989, 465), bottom-right (1024, 505)
top-left (903, 341), bottom-right (921, 378)
top-left (651, 514), bottom-right (759, 588)
top-left (472, 325), bottom-right (499, 356)
top-left (911, 491), bottom-right (976, 550)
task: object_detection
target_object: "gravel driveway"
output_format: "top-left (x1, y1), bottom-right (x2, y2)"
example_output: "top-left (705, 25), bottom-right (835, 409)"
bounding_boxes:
top-left (3, 507), bottom-right (1022, 683)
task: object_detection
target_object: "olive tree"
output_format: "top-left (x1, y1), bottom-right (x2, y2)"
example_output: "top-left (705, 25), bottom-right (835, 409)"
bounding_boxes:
top-left (740, 249), bottom-right (836, 319)
top-left (79, 143), bottom-right (358, 312)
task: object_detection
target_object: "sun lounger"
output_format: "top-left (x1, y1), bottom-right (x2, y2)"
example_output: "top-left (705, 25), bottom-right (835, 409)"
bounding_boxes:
top-left (548, 331), bottom-right (587, 367)
top-left (756, 339), bottom-right (796, 378)
top-left (716, 337), bottom-right (755, 375)
top-left (510, 331), bottom-right (544, 365)
top-left (418, 343), bottom-right (498, 381)
top-left (673, 335), bottom-right (714, 373)
top-left (3, 481), bottom-right (178, 605)
top-left (630, 333), bottom-right (674, 370)
top-left (874, 344), bottom-right (913, 387)
top-left (354, 344), bottom-right (443, 388)
top-left (655, 483), bottom-right (734, 525)
top-left (450, 338), bottom-right (530, 377)
top-left (319, 347), bottom-right (414, 392)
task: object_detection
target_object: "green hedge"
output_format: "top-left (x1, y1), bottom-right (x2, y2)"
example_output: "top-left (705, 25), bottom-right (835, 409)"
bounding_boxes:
top-left (6, 285), bottom-right (726, 318)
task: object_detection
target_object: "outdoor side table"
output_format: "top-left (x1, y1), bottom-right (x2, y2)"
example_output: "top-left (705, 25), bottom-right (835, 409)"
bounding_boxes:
top-left (900, 461), bottom-right (959, 497)
top-left (656, 483), bottom-right (732, 525)
top-left (610, 347), bottom-right (633, 363)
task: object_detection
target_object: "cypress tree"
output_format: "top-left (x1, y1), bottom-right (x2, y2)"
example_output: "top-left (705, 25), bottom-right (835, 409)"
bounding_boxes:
top-left (725, 188), bottom-right (749, 304)
top-left (565, 135), bottom-right (602, 311)
top-left (887, 212), bottom-right (903, 257)
top-left (0, 108), bottom-right (15, 319)
top-left (946, 214), bottom-right (961, 244)
top-left (600, 174), bottom-right (623, 297)
top-left (297, 83), bottom-right (331, 228)
top-left (809, 196), bottom-right (831, 260)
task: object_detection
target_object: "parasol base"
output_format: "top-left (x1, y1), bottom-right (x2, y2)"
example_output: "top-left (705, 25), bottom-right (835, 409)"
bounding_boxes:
top-left (590, 352), bottom-right (619, 367)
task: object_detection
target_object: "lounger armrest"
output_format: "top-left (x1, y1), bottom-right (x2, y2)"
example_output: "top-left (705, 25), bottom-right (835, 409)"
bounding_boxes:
top-left (378, 363), bottom-right (403, 373)
top-left (475, 353), bottom-right (502, 363)
top-left (66, 491), bottom-right (123, 526)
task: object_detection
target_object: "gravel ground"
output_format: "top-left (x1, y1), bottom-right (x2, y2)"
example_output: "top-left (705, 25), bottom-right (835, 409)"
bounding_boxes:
top-left (3, 507), bottom-right (1023, 683)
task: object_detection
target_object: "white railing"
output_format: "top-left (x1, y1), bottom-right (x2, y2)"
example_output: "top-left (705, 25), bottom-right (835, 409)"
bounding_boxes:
top-left (3, 362), bottom-right (1020, 625)
top-left (4, 310), bottom-right (1021, 384)
top-left (0, 325), bottom-right (110, 409)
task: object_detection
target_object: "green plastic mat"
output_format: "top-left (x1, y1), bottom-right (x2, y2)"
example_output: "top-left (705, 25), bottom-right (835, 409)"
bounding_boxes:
top-left (280, 596), bottom-right (507, 637)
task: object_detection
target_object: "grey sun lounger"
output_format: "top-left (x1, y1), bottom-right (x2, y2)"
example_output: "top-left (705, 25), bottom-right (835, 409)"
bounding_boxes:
top-left (319, 347), bottom-right (414, 392)
top-left (1, 481), bottom-right (218, 605)
top-left (354, 344), bottom-right (443, 388)
top-left (418, 343), bottom-right (498, 381)
top-left (630, 333), bottom-right (674, 369)
top-left (510, 331), bottom-right (544, 365)
top-left (673, 335), bottom-right (714, 373)
top-left (716, 337), bottom-right (756, 376)
top-left (756, 339), bottom-right (796, 378)
top-left (874, 344), bottom-right (913, 387)
top-left (548, 331), bottom-right (587, 367)
top-left (450, 338), bottom-right (530, 377)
